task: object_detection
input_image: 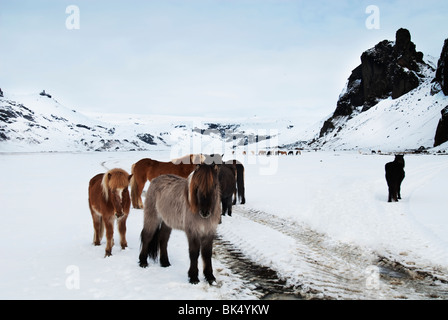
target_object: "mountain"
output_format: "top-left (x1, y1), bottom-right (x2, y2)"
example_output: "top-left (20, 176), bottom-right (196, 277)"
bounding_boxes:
top-left (2, 29), bottom-right (448, 154)
top-left (0, 91), bottom-right (297, 153)
top-left (308, 29), bottom-right (448, 152)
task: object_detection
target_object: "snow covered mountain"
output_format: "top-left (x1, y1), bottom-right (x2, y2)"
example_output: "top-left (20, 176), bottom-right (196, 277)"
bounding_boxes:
top-left (0, 91), bottom-right (297, 153)
top-left (308, 29), bottom-right (448, 153)
top-left (2, 30), bottom-right (448, 154)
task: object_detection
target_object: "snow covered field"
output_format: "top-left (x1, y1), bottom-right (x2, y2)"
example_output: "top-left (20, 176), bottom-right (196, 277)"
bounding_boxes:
top-left (1, 150), bottom-right (448, 300)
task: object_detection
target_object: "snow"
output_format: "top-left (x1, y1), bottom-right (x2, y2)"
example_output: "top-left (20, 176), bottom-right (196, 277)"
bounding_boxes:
top-left (1, 150), bottom-right (448, 299)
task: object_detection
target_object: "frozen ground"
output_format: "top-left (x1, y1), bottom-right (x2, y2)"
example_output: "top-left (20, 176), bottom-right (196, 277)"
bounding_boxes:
top-left (1, 150), bottom-right (448, 299)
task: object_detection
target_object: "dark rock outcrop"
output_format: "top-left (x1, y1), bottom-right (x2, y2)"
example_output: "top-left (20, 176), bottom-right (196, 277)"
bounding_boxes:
top-left (434, 106), bottom-right (448, 147)
top-left (322, 28), bottom-right (427, 137)
top-left (433, 39), bottom-right (448, 96)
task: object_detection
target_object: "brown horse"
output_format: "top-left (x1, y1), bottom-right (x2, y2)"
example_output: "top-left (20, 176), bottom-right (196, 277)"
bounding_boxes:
top-left (130, 154), bottom-right (204, 209)
top-left (139, 164), bottom-right (221, 285)
top-left (88, 168), bottom-right (132, 257)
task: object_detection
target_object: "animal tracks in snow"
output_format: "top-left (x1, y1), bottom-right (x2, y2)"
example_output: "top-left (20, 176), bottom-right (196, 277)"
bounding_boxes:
top-left (216, 206), bottom-right (448, 300)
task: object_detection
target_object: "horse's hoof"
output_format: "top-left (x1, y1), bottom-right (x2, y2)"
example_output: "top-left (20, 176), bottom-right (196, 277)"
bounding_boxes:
top-left (189, 277), bottom-right (200, 285)
top-left (206, 276), bottom-right (216, 285)
top-left (104, 251), bottom-right (112, 258)
top-left (139, 261), bottom-right (148, 268)
top-left (160, 261), bottom-right (171, 268)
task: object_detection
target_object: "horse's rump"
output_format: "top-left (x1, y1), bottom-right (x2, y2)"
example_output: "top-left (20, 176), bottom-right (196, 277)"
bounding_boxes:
top-left (219, 165), bottom-right (236, 197)
top-left (130, 157), bottom-right (201, 209)
top-left (145, 174), bottom-right (189, 231)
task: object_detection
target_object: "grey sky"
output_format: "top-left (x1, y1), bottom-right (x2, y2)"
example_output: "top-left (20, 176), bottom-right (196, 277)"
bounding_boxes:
top-left (1, 0), bottom-right (447, 128)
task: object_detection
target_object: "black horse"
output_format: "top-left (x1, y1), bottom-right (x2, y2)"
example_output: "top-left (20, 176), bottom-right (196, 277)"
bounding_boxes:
top-left (225, 159), bottom-right (246, 205)
top-left (385, 155), bottom-right (405, 202)
top-left (219, 164), bottom-right (236, 216)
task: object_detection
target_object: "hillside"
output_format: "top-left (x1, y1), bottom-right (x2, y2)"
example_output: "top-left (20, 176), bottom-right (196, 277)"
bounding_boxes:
top-left (2, 30), bottom-right (448, 154)
top-left (308, 29), bottom-right (448, 153)
top-left (0, 91), bottom-right (297, 154)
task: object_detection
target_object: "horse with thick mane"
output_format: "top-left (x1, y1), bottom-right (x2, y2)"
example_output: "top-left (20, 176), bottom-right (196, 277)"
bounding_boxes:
top-left (130, 154), bottom-right (205, 209)
top-left (139, 164), bottom-right (221, 285)
top-left (88, 168), bottom-right (132, 257)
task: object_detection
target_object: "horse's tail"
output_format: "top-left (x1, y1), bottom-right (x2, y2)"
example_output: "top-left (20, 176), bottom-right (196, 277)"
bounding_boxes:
top-left (140, 224), bottom-right (161, 263)
top-left (236, 164), bottom-right (246, 204)
top-left (148, 225), bottom-right (160, 261)
top-left (130, 163), bottom-right (140, 208)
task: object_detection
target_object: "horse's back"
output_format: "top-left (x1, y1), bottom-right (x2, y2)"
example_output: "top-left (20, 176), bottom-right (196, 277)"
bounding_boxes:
top-left (88, 173), bottom-right (104, 200)
top-left (219, 165), bottom-right (236, 197)
top-left (88, 173), bottom-right (110, 214)
top-left (144, 174), bottom-right (188, 229)
top-left (89, 173), bottom-right (103, 187)
top-left (385, 161), bottom-right (405, 182)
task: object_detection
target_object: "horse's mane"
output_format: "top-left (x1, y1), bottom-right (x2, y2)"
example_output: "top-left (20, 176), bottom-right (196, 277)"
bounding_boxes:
top-left (171, 154), bottom-right (205, 165)
top-left (101, 168), bottom-right (130, 201)
top-left (188, 165), bottom-right (219, 214)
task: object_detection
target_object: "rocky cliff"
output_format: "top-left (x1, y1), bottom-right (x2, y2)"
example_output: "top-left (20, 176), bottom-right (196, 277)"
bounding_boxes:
top-left (326, 29), bottom-right (429, 128)
top-left (313, 29), bottom-right (448, 152)
top-left (433, 39), bottom-right (448, 147)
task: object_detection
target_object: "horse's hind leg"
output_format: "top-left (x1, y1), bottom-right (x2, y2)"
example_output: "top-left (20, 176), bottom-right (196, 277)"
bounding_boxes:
top-left (201, 234), bottom-right (216, 285)
top-left (226, 196), bottom-right (233, 216)
top-left (387, 186), bottom-right (393, 203)
top-left (159, 222), bottom-right (172, 267)
top-left (132, 176), bottom-right (145, 209)
top-left (397, 180), bottom-right (403, 200)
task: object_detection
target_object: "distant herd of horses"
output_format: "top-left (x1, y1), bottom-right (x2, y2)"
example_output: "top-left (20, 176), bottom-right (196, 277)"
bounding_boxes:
top-left (88, 152), bottom-right (405, 284)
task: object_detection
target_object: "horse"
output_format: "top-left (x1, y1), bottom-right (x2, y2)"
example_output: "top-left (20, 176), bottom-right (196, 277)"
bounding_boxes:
top-left (88, 168), bottom-right (132, 257)
top-left (219, 164), bottom-right (236, 216)
top-left (385, 155), bottom-right (405, 202)
top-left (138, 164), bottom-right (221, 285)
top-left (130, 154), bottom-right (204, 209)
top-left (225, 159), bottom-right (246, 205)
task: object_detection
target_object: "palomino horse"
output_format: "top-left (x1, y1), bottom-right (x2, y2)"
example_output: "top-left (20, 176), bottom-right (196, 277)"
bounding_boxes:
top-left (385, 155), bottom-right (405, 202)
top-left (130, 154), bottom-right (204, 209)
top-left (88, 168), bottom-right (132, 257)
top-left (139, 164), bottom-right (221, 285)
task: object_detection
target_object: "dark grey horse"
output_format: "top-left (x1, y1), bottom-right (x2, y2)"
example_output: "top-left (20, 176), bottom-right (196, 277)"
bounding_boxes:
top-left (139, 164), bottom-right (221, 285)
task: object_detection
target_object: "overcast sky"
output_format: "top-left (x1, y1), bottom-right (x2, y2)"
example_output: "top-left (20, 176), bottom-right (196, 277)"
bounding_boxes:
top-left (1, 0), bottom-right (448, 127)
